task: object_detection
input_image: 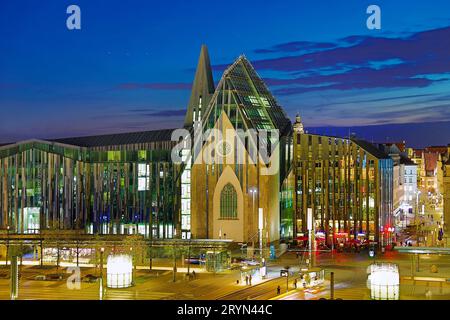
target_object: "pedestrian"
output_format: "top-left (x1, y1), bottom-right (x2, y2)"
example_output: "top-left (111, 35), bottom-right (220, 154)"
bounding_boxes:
top-left (192, 270), bottom-right (196, 279)
top-left (236, 279), bottom-right (239, 285)
top-left (249, 274), bottom-right (252, 285)
top-left (293, 279), bottom-right (297, 289)
top-left (245, 275), bottom-right (249, 285)
top-left (277, 285), bottom-right (281, 295)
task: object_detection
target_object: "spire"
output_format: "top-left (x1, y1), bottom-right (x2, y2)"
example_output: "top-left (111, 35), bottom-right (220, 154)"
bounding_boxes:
top-left (184, 45), bottom-right (215, 128)
top-left (293, 113), bottom-right (304, 134)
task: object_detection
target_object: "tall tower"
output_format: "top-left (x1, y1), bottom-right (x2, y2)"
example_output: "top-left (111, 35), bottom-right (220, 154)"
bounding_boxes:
top-left (293, 113), bottom-right (304, 134)
top-left (184, 45), bottom-right (215, 128)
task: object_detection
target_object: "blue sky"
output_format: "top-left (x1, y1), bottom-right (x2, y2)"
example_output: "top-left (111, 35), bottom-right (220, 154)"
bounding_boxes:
top-left (1, 0), bottom-right (450, 147)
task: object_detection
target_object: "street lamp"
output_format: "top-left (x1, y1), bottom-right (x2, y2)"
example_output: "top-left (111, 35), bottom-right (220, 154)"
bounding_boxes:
top-left (258, 208), bottom-right (264, 263)
top-left (187, 239), bottom-right (192, 277)
top-left (130, 246), bottom-right (136, 284)
top-left (100, 247), bottom-right (104, 278)
top-left (250, 188), bottom-right (257, 216)
top-left (99, 247), bottom-right (104, 300)
top-left (250, 187), bottom-right (257, 255)
top-left (283, 266), bottom-right (291, 293)
top-left (416, 191), bottom-right (421, 246)
top-left (6, 226), bottom-right (10, 266)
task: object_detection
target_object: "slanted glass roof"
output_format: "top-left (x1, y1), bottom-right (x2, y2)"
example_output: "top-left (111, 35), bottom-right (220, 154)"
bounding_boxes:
top-left (202, 56), bottom-right (291, 135)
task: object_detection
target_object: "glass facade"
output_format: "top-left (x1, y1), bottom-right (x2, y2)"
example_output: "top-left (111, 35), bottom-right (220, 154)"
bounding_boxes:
top-left (0, 140), bottom-right (180, 238)
top-left (0, 48), bottom-right (395, 246)
top-left (280, 133), bottom-right (394, 245)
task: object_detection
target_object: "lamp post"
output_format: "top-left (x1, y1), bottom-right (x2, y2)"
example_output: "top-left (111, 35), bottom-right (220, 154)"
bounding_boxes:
top-left (99, 247), bottom-right (104, 300)
top-left (6, 226), bottom-right (10, 266)
top-left (100, 247), bottom-right (104, 279)
top-left (284, 266), bottom-right (290, 293)
top-left (330, 271), bottom-right (335, 300)
top-left (130, 246), bottom-right (136, 285)
top-left (10, 256), bottom-right (18, 300)
top-left (258, 208), bottom-right (264, 263)
top-left (187, 239), bottom-right (191, 277)
top-left (250, 187), bottom-right (257, 255)
top-left (173, 244), bottom-right (177, 282)
top-left (416, 191), bottom-right (421, 246)
top-left (307, 208), bottom-right (314, 269)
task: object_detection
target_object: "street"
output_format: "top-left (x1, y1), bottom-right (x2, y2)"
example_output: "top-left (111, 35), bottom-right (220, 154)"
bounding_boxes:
top-left (1, 248), bottom-right (449, 300)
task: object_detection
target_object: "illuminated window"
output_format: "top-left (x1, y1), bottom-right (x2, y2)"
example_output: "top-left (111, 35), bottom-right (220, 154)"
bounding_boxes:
top-left (248, 95), bottom-right (260, 106)
top-left (138, 163), bottom-right (150, 191)
top-left (260, 97), bottom-right (270, 107)
top-left (220, 183), bottom-right (238, 219)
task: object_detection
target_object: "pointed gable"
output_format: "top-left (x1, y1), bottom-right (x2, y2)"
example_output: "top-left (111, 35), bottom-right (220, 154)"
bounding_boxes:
top-left (201, 56), bottom-right (291, 135)
top-left (184, 45), bottom-right (215, 128)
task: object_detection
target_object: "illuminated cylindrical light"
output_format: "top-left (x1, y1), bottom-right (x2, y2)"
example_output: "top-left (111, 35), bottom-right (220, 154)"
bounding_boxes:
top-left (367, 263), bottom-right (399, 300)
top-left (106, 254), bottom-right (133, 288)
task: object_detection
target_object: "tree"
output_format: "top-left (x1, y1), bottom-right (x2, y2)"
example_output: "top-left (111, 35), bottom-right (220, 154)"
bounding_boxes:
top-left (122, 235), bottom-right (145, 282)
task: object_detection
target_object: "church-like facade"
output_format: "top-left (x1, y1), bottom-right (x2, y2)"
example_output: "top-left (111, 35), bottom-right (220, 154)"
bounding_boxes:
top-left (185, 47), bottom-right (291, 243)
top-left (0, 46), bottom-right (395, 246)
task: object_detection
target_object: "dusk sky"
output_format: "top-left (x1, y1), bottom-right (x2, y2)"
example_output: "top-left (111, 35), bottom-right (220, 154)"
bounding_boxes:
top-left (1, 0), bottom-right (450, 147)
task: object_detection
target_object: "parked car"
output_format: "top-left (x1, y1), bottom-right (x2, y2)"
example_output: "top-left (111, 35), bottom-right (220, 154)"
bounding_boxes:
top-left (46, 273), bottom-right (63, 280)
top-left (184, 257), bottom-right (201, 265)
top-left (82, 274), bottom-right (99, 283)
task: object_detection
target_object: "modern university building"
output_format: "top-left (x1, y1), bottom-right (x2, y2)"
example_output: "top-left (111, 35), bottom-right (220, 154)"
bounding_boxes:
top-left (0, 46), bottom-right (395, 249)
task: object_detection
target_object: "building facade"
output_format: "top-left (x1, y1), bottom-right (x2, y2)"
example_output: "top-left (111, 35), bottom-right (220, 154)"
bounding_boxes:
top-left (186, 52), bottom-right (291, 243)
top-left (0, 133), bottom-right (180, 238)
top-left (0, 46), bottom-right (395, 247)
top-left (379, 143), bottom-right (417, 227)
top-left (280, 127), bottom-right (394, 246)
top-left (437, 146), bottom-right (450, 240)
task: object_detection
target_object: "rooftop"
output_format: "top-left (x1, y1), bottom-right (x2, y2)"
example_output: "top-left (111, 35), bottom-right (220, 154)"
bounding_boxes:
top-left (51, 128), bottom-right (177, 148)
top-left (400, 156), bottom-right (416, 166)
top-left (352, 139), bottom-right (389, 159)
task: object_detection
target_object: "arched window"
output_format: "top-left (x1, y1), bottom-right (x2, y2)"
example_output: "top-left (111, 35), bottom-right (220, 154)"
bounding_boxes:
top-left (220, 183), bottom-right (238, 219)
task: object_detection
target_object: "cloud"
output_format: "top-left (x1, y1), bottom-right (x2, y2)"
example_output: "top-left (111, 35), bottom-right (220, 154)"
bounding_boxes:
top-left (140, 109), bottom-right (186, 117)
top-left (127, 107), bottom-right (185, 117)
top-left (308, 120), bottom-right (450, 148)
top-left (365, 103), bottom-right (450, 123)
top-left (89, 107), bottom-right (186, 122)
top-left (218, 26), bottom-right (450, 95)
top-left (254, 41), bottom-right (336, 54)
top-left (118, 82), bottom-right (191, 90)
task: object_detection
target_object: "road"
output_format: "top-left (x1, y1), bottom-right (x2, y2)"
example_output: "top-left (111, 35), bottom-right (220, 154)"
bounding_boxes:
top-left (0, 249), bottom-right (449, 300)
top-left (217, 277), bottom-right (297, 300)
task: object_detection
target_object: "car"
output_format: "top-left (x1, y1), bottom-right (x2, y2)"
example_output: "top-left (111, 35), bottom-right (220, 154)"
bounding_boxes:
top-left (34, 275), bottom-right (46, 281)
top-left (184, 257), bottom-right (202, 265)
top-left (46, 273), bottom-right (64, 280)
top-left (82, 274), bottom-right (99, 283)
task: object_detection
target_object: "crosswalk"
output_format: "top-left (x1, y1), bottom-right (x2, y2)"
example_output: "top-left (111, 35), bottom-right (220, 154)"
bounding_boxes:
top-left (0, 279), bottom-right (180, 300)
top-left (105, 290), bottom-right (174, 300)
top-left (329, 287), bottom-right (370, 300)
top-left (277, 285), bottom-right (370, 300)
